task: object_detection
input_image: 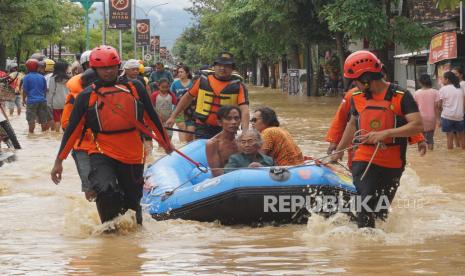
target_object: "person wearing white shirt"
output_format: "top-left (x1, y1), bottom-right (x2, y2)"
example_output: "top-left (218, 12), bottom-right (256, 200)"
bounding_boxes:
top-left (451, 67), bottom-right (465, 148)
top-left (438, 71), bottom-right (465, 149)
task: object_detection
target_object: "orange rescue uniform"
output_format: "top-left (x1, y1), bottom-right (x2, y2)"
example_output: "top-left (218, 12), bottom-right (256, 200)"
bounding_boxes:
top-left (62, 74), bottom-right (95, 153)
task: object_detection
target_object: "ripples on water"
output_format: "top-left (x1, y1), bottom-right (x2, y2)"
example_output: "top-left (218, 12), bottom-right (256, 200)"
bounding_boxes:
top-left (1, 88), bottom-right (465, 274)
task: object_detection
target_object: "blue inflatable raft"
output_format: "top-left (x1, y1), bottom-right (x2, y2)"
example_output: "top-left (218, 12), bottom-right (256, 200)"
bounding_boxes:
top-left (141, 139), bottom-right (357, 225)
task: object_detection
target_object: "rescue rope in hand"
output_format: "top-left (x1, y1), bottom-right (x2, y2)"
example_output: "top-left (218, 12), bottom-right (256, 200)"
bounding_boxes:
top-left (353, 129), bottom-right (386, 180)
top-left (360, 142), bottom-right (382, 181)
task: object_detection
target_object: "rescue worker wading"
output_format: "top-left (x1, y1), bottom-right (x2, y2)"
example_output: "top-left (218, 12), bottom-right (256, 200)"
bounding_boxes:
top-left (165, 52), bottom-right (250, 138)
top-left (61, 50), bottom-right (97, 201)
top-left (51, 45), bottom-right (172, 225)
top-left (331, 50), bottom-right (423, 228)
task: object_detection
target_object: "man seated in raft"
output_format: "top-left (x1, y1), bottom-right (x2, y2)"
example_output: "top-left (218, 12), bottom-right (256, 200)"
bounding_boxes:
top-left (224, 129), bottom-right (274, 172)
top-left (206, 105), bottom-right (241, 177)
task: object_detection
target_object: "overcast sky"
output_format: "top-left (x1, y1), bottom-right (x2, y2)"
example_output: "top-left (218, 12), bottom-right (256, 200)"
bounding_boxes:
top-left (90, 0), bottom-right (194, 50)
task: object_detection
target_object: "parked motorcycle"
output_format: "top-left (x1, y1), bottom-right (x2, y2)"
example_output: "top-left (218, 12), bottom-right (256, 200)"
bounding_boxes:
top-left (0, 74), bottom-right (21, 165)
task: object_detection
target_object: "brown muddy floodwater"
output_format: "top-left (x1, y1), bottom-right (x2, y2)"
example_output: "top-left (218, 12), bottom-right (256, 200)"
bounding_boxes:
top-left (1, 87), bottom-right (465, 275)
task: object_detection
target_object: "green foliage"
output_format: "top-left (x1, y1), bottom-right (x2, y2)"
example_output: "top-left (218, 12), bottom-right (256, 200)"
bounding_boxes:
top-left (172, 25), bottom-right (210, 68)
top-left (321, 0), bottom-right (389, 49)
top-left (64, 20), bottom-right (136, 60)
top-left (320, 0), bottom-right (433, 51)
top-left (0, 0), bottom-right (139, 64)
top-left (434, 0), bottom-right (461, 11)
top-left (0, 0), bottom-right (84, 62)
top-left (392, 16), bottom-right (434, 51)
top-left (175, 0), bottom-right (331, 68)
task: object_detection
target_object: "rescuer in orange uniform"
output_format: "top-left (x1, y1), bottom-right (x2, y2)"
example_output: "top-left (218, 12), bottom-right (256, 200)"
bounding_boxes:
top-left (331, 51), bottom-right (424, 228)
top-left (165, 52), bottom-right (250, 138)
top-left (51, 45), bottom-right (172, 225)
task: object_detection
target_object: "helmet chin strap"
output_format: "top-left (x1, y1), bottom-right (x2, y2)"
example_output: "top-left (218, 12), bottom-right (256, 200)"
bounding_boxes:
top-left (359, 79), bottom-right (373, 99)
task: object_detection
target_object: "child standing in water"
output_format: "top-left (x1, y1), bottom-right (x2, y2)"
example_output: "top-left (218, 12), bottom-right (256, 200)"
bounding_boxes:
top-left (151, 78), bottom-right (177, 140)
top-left (414, 74), bottom-right (439, 150)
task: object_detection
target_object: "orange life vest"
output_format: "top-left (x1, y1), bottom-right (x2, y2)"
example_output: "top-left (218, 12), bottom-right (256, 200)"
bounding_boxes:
top-left (350, 85), bottom-right (408, 168)
top-left (86, 82), bottom-right (144, 135)
top-left (194, 73), bottom-right (241, 123)
top-left (351, 86), bottom-right (407, 146)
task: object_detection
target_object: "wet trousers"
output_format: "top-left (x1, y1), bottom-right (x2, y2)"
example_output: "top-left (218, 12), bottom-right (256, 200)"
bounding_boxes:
top-left (71, 150), bottom-right (91, 192)
top-left (89, 153), bottom-right (144, 224)
top-left (352, 161), bottom-right (403, 228)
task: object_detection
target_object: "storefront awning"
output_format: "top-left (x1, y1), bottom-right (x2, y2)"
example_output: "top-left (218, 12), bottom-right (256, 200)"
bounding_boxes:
top-left (393, 50), bottom-right (429, 59)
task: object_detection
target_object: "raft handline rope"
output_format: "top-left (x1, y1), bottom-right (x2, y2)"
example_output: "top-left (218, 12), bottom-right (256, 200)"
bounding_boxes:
top-left (147, 128), bottom-right (385, 200)
top-left (147, 136), bottom-right (373, 199)
top-left (149, 170), bottom-right (204, 199)
top-left (360, 142), bottom-right (382, 181)
top-left (165, 127), bottom-right (209, 138)
top-left (202, 129), bottom-right (381, 173)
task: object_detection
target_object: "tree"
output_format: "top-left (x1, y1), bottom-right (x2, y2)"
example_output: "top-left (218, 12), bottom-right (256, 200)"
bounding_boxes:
top-left (0, 0), bottom-right (83, 68)
top-left (175, 0), bottom-right (332, 92)
top-left (172, 25), bottom-right (210, 69)
top-left (434, 0), bottom-right (461, 11)
top-left (320, 0), bottom-right (433, 77)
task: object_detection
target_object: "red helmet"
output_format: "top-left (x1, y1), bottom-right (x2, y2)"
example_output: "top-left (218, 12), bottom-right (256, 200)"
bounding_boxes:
top-left (25, 59), bottom-right (39, 72)
top-left (89, 45), bottom-right (121, 68)
top-left (343, 50), bottom-right (382, 79)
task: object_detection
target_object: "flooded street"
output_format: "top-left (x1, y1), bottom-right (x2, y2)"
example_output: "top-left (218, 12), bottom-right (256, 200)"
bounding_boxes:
top-left (1, 87), bottom-right (465, 275)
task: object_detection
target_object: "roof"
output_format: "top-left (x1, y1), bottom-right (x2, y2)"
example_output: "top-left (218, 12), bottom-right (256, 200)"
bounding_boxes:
top-left (393, 50), bottom-right (430, 59)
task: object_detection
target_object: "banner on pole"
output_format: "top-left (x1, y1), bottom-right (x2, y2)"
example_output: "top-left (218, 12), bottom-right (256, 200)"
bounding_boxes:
top-left (108, 0), bottom-right (132, 29)
top-left (160, 46), bottom-right (167, 59)
top-left (136, 19), bottom-right (150, 45)
top-left (150, 35), bottom-right (160, 53)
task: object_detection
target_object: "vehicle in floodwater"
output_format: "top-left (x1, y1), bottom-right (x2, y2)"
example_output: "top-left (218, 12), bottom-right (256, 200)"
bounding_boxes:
top-left (141, 139), bottom-right (357, 225)
top-left (0, 76), bottom-right (21, 166)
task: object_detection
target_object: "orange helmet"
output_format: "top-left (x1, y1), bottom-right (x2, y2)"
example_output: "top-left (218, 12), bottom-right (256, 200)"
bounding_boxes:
top-left (89, 45), bottom-right (121, 68)
top-left (343, 50), bottom-right (382, 79)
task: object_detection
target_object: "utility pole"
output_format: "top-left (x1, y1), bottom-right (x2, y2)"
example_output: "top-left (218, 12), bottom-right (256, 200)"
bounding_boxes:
top-left (102, 0), bottom-right (106, 45)
top-left (306, 43), bottom-right (312, 96)
top-left (461, 1), bottom-right (464, 31)
top-left (119, 30), bottom-right (123, 59)
top-left (71, 0), bottom-right (104, 50)
top-left (133, 0), bottom-right (137, 59)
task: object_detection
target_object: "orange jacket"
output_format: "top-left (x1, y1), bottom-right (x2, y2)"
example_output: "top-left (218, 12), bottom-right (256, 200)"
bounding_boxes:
top-left (326, 87), bottom-right (424, 168)
top-left (326, 88), bottom-right (424, 145)
top-left (350, 85), bottom-right (424, 168)
top-left (62, 74), bottom-right (95, 153)
top-left (58, 80), bottom-right (170, 164)
top-left (351, 88), bottom-right (405, 168)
